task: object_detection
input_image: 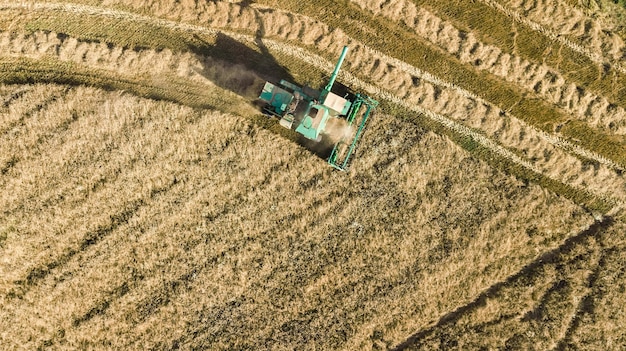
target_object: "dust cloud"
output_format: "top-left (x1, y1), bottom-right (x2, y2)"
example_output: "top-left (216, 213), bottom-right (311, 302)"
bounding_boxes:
top-left (323, 116), bottom-right (355, 143)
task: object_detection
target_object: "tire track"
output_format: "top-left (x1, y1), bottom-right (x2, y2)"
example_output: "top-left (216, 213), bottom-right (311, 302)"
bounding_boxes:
top-left (0, 86), bottom-right (74, 169)
top-left (12, 199), bottom-right (144, 297)
top-left (0, 85), bottom-right (31, 109)
top-left (0, 88), bottom-right (69, 179)
top-left (391, 215), bottom-right (614, 350)
top-left (0, 2), bottom-right (622, 213)
top-left (553, 249), bottom-right (606, 350)
top-left (0, 84), bottom-right (69, 136)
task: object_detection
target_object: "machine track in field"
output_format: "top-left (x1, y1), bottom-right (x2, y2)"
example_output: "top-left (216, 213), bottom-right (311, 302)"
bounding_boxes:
top-left (392, 215), bottom-right (615, 350)
top-left (2, 3), bottom-right (625, 350)
top-left (1, 2), bottom-right (624, 216)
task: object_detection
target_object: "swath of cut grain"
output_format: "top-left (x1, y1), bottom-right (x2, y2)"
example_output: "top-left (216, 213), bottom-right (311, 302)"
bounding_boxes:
top-left (349, 0), bottom-right (626, 136)
top-left (2, 5), bottom-right (620, 217)
top-left (503, 0), bottom-right (626, 64)
top-left (475, 0), bottom-right (626, 75)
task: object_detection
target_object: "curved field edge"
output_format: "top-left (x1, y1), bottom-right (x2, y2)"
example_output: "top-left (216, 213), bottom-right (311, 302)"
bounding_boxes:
top-left (0, 82), bottom-right (597, 350)
top-left (47, 0), bottom-right (626, 168)
top-left (0, 4), bottom-right (622, 217)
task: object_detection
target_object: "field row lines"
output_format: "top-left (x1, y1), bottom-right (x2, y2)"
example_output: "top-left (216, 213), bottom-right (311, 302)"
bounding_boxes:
top-left (478, 0), bottom-right (626, 75)
top-left (349, 0), bottom-right (626, 163)
top-left (0, 1), bottom-right (623, 213)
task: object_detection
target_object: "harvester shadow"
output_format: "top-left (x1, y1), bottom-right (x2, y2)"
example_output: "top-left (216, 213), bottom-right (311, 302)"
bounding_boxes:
top-left (297, 135), bottom-right (336, 160)
top-left (189, 32), bottom-right (294, 100)
top-left (190, 33), bottom-right (344, 163)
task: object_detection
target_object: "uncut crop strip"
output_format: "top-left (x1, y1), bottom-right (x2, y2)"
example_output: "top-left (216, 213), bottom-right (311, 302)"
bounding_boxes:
top-left (477, 0), bottom-right (626, 75)
top-left (20, 112), bottom-right (595, 350)
top-left (1, 2), bottom-right (623, 214)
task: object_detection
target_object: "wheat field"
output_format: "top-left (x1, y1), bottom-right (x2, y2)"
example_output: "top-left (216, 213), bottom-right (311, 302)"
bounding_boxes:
top-left (0, 0), bottom-right (625, 350)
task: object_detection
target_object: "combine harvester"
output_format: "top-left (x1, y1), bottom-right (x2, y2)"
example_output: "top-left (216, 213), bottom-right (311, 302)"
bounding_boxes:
top-left (258, 46), bottom-right (378, 171)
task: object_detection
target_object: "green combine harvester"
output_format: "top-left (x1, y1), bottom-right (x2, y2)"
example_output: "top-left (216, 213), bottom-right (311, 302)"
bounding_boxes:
top-left (258, 46), bottom-right (378, 171)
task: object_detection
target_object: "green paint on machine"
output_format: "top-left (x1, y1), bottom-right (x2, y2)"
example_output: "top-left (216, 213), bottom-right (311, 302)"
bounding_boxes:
top-left (258, 46), bottom-right (378, 171)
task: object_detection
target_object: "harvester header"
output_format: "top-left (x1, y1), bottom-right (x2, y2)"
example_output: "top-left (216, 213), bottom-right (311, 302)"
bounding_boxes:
top-left (258, 46), bottom-right (378, 171)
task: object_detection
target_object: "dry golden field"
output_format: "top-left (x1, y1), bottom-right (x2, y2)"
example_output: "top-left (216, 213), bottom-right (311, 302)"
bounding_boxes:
top-left (0, 0), bottom-right (625, 350)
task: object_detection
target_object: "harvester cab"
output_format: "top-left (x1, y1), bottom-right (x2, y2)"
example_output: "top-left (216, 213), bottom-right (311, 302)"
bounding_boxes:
top-left (258, 46), bottom-right (378, 171)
